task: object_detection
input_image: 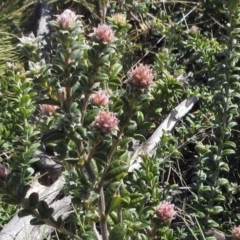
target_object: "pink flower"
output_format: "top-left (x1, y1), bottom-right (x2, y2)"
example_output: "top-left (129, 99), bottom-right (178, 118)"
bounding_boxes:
top-left (233, 226), bottom-right (240, 239)
top-left (156, 201), bottom-right (176, 222)
top-left (0, 163), bottom-right (7, 179)
top-left (57, 9), bottom-right (77, 30)
top-left (93, 24), bottom-right (115, 43)
top-left (39, 104), bottom-right (58, 116)
top-left (129, 64), bottom-right (154, 88)
top-left (95, 111), bottom-right (119, 133)
top-left (90, 91), bottom-right (109, 107)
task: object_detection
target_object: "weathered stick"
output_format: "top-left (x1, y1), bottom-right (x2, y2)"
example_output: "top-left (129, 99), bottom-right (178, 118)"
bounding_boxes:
top-left (33, 2), bottom-right (52, 55)
top-left (0, 176), bottom-right (71, 240)
top-left (129, 96), bottom-right (198, 172)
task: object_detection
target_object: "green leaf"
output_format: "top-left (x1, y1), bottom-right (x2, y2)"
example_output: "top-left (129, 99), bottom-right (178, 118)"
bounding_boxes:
top-left (199, 186), bottom-right (211, 192)
top-left (70, 220), bottom-right (77, 234)
top-left (104, 160), bottom-right (128, 182)
top-left (109, 223), bottom-right (127, 240)
top-left (28, 157), bottom-right (40, 165)
top-left (197, 211), bottom-right (205, 218)
top-left (105, 196), bottom-right (122, 215)
top-left (128, 193), bottom-right (145, 206)
top-left (223, 141), bottom-right (236, 148)
top-left (209, 206), bottom-right (224, 215)
top-left (85, 212), bottom-right (100, 222)
top-left (121, 196), bottom-right (131, 205)
top-left (1, 195), bottom-right (20, 205)
top-left (126, 120), bottom-right (137, 131)
top-left (30, 218), bottom-right (45, 225)
top-left (133, 134), bottom-right (146, 142)
top-left (213, 195), bottom-right (225, 202)
top-left (18, 209), bottom-right (32, 218)
top-left (45, 208), bottom-right (54, 218)
top-left (24, 167), bottom-right (34, 179)
top-left (105, 182), bottom-right (121, 200)
top-left (18, 184), bottom-right (31, 199)
top-left (120, 95), bottom-right (130, 111)
top-left (95, 72), bottom-right (109, 81)
top-left (136, 111), bottom-right (144, 122)
top-left (219, 162), bottom-right (229, 172)
top-left (222, 149), bottom-right (235, 156)
top-left (93, 151), bottom-right (108, 162)
top-left (76, 126), bottom-right (87, 138)
top-left (29, 192), bottom-right (39, 208)
top-left (109, 212), bottom-right (118, 225)
top-left (41, 129), bottom-right (66, 144)
top-left (71, 197), bottom-right (82, 205)
top-left (119, 151), bottom-right (130, 163)
top-left (56, 216), bottom-right (64, 228)
top-left (109, 77), bottom-right (121, 88)
top-left (217, 178), bottom-right (229, 186)
top-left (38, 200), bottom-right (50, 218)
top-left (111, 63), bottom-right (122, 77)
top-left (118, 137), bottom-right (133, 149)
top-left (27, 143), bottom-right (40, 155)
top-left (84, 108), bottom-right (99, 126)
top-left (68, 132), bottom-right (84, 142)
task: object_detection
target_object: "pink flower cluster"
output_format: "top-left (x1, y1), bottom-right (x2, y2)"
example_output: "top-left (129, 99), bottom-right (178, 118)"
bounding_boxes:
top-left (57, 9), bottom-right (77, 30)
top-left (39, 104), bottom-right (58, 116)
top-left (233, 226), bottom-right (240, 239)
top-left (93, 24), bottom-right (115, 43)
top-left (129, 64), bottom-right (154, 88)
top-left (156, 201), bottom-right (176, 222)
top-left (90, 91), bottom-right (109, 107)
top-left (95, 111), bottom-right (118, 133)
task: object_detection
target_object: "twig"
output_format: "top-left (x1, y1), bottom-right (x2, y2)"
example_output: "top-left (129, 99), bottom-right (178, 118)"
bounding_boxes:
top-left (98, 187), bottom-right (109, 240)
top-left (92, 222), bottom-right (102, 240)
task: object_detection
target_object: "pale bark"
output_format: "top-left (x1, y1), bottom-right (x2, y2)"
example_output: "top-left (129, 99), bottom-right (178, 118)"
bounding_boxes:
top-left (0, 177), bottom-right (71, 240)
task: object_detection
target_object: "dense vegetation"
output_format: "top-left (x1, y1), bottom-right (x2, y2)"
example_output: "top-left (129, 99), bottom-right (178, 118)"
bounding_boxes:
top-left (1, 0), bottom-right (240, 239)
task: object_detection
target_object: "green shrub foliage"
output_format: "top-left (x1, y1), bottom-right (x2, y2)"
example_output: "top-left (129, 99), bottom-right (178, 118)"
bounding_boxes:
top-left (1, 0), bottom-right (240, 239)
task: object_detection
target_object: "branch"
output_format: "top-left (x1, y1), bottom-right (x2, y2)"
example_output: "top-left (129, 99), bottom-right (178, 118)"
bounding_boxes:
top-left (129, 96), bottom-right (198, 172)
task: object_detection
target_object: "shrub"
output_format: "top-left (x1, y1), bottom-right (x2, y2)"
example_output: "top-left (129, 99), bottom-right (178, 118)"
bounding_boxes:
top-left (1, 0), bottom-right (240, 239)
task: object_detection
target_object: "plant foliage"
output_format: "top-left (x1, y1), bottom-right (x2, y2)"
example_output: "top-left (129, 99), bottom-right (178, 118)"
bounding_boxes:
top-left (1, 0), bottom-right (240, 239)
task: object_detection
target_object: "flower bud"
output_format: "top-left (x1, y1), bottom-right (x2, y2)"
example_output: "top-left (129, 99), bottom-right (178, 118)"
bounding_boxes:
top-left (39, 104), bottom-right (58, 116)
top-left (233, 226), bottom-right (240, 240)
top-left (92, 24), bottom-right (115, 43)
top-left (90, 91), bottom-right (109, 107)
top-left (156, 201), bottom-right (176, 222)
top-left (57, 9), bottom-right (77, 30)
top-left (18, 33), bottom-right (43, 48)
top-left (57, 87), bottom-right (67, 106)
top-left (129, 64), bottom-right (154, 88)
top-left (6, 62), bottom-right (13, 69)
top-left (95, 111), bottom-right (119, 133)
top-left (111, 13), bottom-right (127, 26)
